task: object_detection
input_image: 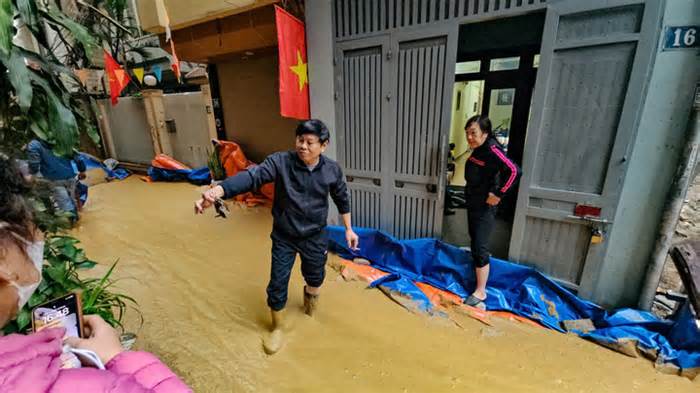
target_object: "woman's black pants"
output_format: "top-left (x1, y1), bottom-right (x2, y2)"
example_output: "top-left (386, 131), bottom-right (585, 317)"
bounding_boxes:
top-left (467, 206), bottom-right (496, 268)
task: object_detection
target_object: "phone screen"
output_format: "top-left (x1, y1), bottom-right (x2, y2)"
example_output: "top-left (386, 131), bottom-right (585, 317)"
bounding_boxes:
top-left (32, 293), bottom-right (83, 338)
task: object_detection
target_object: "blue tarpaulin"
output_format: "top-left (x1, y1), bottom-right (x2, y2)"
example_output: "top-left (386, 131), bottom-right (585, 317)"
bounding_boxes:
top-left (327, 226), bottom-right (700, 375)
top-left (147, 166), bottom-right (211, 185)
top-left (75, 154), bottom-right (131, 205)
top-left (79, 154), bottom-right (131, 180)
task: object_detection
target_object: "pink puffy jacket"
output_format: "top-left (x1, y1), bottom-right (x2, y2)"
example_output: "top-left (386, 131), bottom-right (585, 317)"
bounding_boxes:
top-left (0, 328), bottom-right (192, 393)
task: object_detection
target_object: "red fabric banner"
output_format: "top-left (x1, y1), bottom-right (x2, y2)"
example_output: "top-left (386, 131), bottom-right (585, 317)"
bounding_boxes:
top-left (103, 50), bottom-right (130, 105)
top-left (275, 6), bottom-right (310, 119)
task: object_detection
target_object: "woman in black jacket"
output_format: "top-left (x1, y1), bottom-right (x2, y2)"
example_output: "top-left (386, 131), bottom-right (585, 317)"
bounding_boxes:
top-left (463, 115), bottom-right (522, 309)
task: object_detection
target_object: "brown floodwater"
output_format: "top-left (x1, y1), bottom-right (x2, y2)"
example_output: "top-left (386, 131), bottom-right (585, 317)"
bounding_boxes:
top-left (72, 177), bottom-right (698, 392)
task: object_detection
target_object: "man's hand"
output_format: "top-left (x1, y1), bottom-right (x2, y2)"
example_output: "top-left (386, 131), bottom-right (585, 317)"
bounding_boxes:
top-left (486, 193), bottom-right (501, 206)
top-left (346, 229), bottom-right (360, 251)
top-left (194, 185), bottom-right (225, 214)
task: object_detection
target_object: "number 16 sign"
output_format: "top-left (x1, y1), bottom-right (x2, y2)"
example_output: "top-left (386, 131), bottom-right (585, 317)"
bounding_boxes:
top-left (663, 26), bottom-right (698, 51)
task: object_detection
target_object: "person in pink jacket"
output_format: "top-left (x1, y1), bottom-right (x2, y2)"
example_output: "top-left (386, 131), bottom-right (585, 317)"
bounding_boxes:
top-left (0, 155), bottom-right (192, 393)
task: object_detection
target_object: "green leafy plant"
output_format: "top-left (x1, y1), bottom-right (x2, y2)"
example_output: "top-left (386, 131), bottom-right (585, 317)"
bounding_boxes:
top-left (207, 146), bottom-right (226, 181)
top-left (0, 1), bottom-right (102, 157)
top-left (2, 233), bottom-right (141, 335)
top-left (81, 0), bottom-right (141, 59)
top-left (1, 2), bottom-right (141, 335)
top-left (82, 261), bottom-right (140, 329)
top-left (2, 159), bottom-right (140, 336)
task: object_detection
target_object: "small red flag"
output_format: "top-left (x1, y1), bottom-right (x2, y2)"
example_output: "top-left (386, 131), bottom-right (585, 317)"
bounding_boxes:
top-left (103, 50), bottom-right (130, 105)
top-left (275, 6), bottom-right (310, 119)
top-left (169, 39), bottom-right (181, 83)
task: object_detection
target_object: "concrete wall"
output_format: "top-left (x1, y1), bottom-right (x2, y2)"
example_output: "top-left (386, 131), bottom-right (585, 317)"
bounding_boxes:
top-left (306, 0), bottom-right (337, 162)
top-left (216, 52), bottom-right (297, 163)
top-left (306, 0), bottom-right (341, 225)
top-left (98, 89), bottom-right (216, 167)
top-left (163, 92), bottom-right (213, 168)
top-left (592, 0), bottom-right (700, 307)
top-left (99, 97), bottom-right (154, 165)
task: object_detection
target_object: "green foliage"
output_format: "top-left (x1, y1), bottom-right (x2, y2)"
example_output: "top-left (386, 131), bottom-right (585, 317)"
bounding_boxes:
top-left (2, 49), bottom-right (33, 112)
top-left (37, 77), bottom-right (81, 156)
top-left (0, 3), bottom-right (141, 335)
top-left (3, 180), bottom-right (140, 335)
top-left (15, 0), bottom-right (39, 33)
top-left (0, 0), bottom-right (12, 55)
top-left (43, 5), bottom-right (98, 55)
top-left (2, 234), bottom-right (141, 335)
top-left (82, 262), bottom-right (140, 329)
top-left (208, 147), bottom-right (226, 181)
top-left (0, 0), bottom-right (100, 157)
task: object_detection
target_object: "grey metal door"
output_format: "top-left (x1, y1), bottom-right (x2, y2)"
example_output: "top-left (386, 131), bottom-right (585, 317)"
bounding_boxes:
top-left (509, 0), bottom-right (662, 293)
top-left (335, 29), bottom-right (456, 239)
top-left (163, 92), bottom-right (212, 168)
top-left (335, 36), bottom-right (389, 232)
top-left (388, 30), bottom-right (455, 239)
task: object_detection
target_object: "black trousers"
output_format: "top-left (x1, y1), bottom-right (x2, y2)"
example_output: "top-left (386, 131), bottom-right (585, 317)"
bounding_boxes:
top-left (467, 205), bottom-right (496, 268)
top-left (267, 229), bottom-right (328, 311)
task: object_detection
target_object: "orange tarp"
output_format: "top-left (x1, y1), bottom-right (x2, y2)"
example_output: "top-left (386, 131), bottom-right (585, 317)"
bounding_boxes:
top-left (215, 140), bottom-right (274, 206)
top-left (337, 259), bottom-right (544, 329)
top-left (152, 154), bottom-right (190, 170)
top-left (140, 154), bottom-right (191, 183)
top-left (141, 144), bottom-right (275, 209)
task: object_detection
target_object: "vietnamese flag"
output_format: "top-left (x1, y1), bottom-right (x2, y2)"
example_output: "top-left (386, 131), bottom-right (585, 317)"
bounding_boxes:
top-left (103, 50), bottom-right (130, 105)
top-left (275, 6), bottom-right (310, 119)
top-left (170, 39), bottom-right (181, 83)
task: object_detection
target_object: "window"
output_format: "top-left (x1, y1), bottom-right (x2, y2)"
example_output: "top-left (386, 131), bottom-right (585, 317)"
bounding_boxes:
top-left (488, 88), bottom-right (516, 151)
top-left (455, 60), bottom-right (481, 74)
top-left (489, 56), bottom-right (520, 71)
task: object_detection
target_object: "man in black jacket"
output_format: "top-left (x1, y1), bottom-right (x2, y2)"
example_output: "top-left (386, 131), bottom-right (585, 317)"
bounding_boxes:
top-left (195, 119), bottom-right (359, 354)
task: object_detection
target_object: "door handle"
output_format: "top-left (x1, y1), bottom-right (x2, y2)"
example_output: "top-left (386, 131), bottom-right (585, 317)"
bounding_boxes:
top-left (346, 176), bottom-right (381, 186)
top-left (437, 133), bottom-right (447, 204)
top-left (566, 215), bottom-right (612, 225)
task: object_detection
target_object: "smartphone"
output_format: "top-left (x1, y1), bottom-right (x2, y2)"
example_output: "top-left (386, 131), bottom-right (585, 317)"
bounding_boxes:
top-left (32, 292), bottom-right (84, 338)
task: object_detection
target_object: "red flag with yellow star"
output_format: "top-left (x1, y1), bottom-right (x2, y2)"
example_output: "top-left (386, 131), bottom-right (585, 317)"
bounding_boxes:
top-left (275, 6), bottom-right (309, 119)
top-left (103, 50), bottom-right (130, 105)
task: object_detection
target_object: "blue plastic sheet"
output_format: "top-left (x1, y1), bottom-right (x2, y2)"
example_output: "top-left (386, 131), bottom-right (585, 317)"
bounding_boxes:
top-left (147, 166), bottom-right (211, 185)
top-left (74, 154), bottom-right (130, 206)
top-left (327, 226), bottom-right (700, 374)
top-left (79, 154), bottom-right (130, 180)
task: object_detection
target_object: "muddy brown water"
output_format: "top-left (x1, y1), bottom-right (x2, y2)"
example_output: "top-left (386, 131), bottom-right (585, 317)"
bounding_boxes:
top-left (72, 178), bottom-right (698, 392)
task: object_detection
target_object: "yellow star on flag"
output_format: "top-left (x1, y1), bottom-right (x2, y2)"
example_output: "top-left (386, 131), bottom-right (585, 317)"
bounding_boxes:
top-left (289, 49), bottom-right (308, 91)
top-left (114, 69), bottom-right (128, 86)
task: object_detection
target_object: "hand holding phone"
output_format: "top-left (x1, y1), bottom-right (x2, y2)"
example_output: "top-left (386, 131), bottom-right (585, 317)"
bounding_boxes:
top-left (64, 315), bottom-right (124, 365)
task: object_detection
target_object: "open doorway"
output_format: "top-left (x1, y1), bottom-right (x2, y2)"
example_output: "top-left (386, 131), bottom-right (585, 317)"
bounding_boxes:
top-left (442, 13), bottom-right (545, 258)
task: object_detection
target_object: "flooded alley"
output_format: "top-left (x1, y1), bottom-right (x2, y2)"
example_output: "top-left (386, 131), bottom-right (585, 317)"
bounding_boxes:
top-left (71, 178), bottom-right (698, 393)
